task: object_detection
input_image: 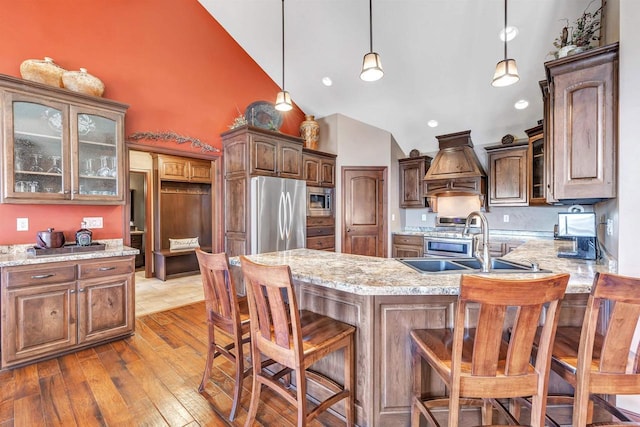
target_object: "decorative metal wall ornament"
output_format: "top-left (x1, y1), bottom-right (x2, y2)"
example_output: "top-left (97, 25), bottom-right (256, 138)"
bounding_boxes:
top-left (127, 131), bottom-right (220, 153)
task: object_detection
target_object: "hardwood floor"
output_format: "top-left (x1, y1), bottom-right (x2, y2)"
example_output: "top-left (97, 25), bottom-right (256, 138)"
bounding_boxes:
top-left (0, 301), bottom-right (343, 426)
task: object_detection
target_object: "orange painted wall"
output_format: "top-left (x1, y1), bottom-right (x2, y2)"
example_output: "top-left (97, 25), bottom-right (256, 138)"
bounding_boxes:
top-left (0, 0), bottom-right (304, 245)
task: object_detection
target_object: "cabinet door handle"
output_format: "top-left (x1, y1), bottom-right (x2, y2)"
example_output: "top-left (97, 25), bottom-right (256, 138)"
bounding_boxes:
top-left (78, 288), bottom-right (85, 292)
top-left (70, 289), bottom-right (76, 294)
top-left (99, 266), bottom-right (116, 271)
top-left (31, 273), bottom-right (55, 279)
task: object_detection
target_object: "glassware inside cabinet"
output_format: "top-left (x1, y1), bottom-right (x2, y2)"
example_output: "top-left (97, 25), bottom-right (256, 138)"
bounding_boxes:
top-left (12, 101), bottom-right (64, 194)
top-left (76, 112), bottom-right (119, 197)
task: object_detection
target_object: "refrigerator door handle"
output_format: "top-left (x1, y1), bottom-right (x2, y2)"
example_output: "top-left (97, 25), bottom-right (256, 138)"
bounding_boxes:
top-left (278, 191), bottom-right (286, 241)
top-left (285, 191), bottom-right (293, 240)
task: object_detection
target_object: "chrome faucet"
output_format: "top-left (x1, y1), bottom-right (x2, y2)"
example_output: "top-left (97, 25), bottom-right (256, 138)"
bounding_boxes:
top-left (463, 211), bottom-right (490, 273)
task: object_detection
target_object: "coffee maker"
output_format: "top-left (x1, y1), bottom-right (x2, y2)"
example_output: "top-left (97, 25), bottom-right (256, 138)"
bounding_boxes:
top-left (556, 212), bottom-right (598, 260)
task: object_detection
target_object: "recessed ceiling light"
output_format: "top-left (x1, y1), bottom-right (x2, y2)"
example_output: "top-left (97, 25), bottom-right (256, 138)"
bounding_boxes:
top-left (514, 99), bottom-right (529, 110)
top-left (427, 120), bottom-right (438, 128)
top-left (499, 26), bottom-right (519, 42)
top-left (321, 77), bottom-right (333, 86)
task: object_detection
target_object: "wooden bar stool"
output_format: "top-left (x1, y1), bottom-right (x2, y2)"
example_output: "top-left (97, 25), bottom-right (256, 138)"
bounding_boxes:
top-left (410, 273), bottom-right (569, 427)
top-left (545, 272), bottom-right (640, 426)
top-left (195, 249), bottom-right (252, 421)
top-left (240, 256), bottom-right (356, 427)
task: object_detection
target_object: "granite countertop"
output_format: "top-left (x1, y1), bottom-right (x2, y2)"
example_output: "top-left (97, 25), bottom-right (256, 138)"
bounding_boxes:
top-left (231, 240), bottom-right (616, 296)
top-left (0, 239), bottom-right (139, 267)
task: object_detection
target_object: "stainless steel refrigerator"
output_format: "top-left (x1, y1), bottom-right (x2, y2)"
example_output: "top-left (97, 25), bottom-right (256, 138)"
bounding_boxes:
top-left (250, 176), bottom-right (306, 254)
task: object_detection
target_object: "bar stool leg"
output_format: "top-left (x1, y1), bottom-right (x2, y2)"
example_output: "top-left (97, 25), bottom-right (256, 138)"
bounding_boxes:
top-left (198, 322), bottom-right (215, 392)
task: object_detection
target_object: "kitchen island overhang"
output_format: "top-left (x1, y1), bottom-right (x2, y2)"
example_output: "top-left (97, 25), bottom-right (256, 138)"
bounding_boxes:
top-left (228, 244), bottom-right (614, 426)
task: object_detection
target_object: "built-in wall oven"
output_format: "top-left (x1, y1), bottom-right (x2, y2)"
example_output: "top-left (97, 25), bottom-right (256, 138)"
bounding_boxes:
top-left (424, 236), bottom-right (474, 258)
top-left (307, 186), bottom-right (333, 217)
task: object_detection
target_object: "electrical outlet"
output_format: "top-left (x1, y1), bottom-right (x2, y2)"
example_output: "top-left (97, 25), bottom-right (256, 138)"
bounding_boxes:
top-left (503, 214), bottom-right (510, 223)
top-left (16, 218), bottom-right (29, 231)
top-left (83, 217), bottom-right (103, 228)
top-left (421, 214), bottom-right (427, 222)
top-left (606, 218), bottom-right (613, 236)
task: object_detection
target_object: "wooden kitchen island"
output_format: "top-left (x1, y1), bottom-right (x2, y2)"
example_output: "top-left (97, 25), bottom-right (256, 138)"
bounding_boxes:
top-left (230, 242), bottom-right (616, 426)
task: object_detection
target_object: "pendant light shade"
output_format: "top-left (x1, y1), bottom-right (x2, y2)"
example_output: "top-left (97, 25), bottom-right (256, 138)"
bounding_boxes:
top-left (360, 0), bottom-right (383, 82)
top-left (275, 0), bottom-right (293, 111)
top-left (275, 90), bottom-right (292, 111)
top-left (361, 52), bottom-right (384, 82)
top-left (492, 0), bottom-right (519, 87)
top-left (492, 59), bottom-right (519, 87)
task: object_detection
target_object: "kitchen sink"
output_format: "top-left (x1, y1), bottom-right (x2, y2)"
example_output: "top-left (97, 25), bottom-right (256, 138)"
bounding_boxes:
top-left (398, 259), bottom-right (469, 273)
top-left (398, 257), bottom-right (550, 274)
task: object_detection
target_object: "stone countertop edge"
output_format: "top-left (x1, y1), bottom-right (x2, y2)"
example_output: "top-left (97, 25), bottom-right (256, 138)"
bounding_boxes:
top-left (0, 239), bottom-right (139, 267)
top-left (230, 242), bottom-right (615, 297)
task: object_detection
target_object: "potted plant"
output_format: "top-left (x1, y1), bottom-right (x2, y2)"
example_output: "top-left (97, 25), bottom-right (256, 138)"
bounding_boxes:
top-left (551, 0), bottom-right (604, 58)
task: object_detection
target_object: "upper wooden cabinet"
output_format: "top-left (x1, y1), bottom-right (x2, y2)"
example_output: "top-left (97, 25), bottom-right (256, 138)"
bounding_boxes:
top-left (0, 74), bottom-right (128, 204)
top-left (525, 123), bottom-right (546, 205)
top-left (157, 154), bottom-right (211, 183)
top-left (485, 141), bottom-right (529, 207)
top-left (222, 125), bottom-right (303, 180)
top-left (303, 148), bottom-right (336, 187)
top-left (545, 43), bottom-right (618, 202)
top-left (399, 155), bottom-right (432, 208)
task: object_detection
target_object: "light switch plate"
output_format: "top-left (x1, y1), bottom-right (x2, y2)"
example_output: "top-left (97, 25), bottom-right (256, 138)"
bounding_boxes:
top-left (83, 217), bottom-right (103, 228)
top-left (17, 217), bottom-right (28, 231)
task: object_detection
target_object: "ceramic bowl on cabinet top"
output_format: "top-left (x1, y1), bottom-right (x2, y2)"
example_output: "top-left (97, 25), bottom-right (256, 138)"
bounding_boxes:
top-left (20, 57), bottom-right (66, 87)
top-left (62, 68), bottom-right (105, 97)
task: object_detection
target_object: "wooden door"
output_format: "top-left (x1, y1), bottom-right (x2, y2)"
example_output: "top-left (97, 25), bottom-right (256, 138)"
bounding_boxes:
top-left (342, 167), bottom-right (386, 257)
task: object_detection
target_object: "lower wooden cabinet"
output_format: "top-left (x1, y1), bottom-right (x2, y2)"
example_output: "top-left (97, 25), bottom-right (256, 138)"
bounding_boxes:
top-left (392, 234), bottom-right (424, 257)
top-left (1, 256), bottom-right (135, 369)
top-left (307, 216), bottom-right (335, 251)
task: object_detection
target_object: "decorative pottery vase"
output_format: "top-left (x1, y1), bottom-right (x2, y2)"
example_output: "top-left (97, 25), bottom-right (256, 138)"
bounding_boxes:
top-left (19, 57), bottom-right (66, 87)
top-left (558, 45), bottom-right (577, 58)
top-left (299, 115), bottom-right (320, 150)
top-left (62, 68), bottom-right (105, 97)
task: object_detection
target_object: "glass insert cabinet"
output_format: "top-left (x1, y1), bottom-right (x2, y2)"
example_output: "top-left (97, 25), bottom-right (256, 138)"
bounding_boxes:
top-left (0, 74), bottom-right (128, 204)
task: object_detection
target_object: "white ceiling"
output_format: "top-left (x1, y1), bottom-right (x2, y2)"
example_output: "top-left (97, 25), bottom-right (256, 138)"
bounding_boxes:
top-left (199, 0), bottom-right (596, 155)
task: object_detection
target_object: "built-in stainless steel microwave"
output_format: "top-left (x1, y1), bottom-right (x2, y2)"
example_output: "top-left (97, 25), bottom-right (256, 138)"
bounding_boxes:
top-left (307, 186), bottom-right (333, 217)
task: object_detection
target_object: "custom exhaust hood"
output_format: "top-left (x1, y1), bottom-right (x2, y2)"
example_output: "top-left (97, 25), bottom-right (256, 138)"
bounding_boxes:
top-left (423, 130), bottom-right (487, 211)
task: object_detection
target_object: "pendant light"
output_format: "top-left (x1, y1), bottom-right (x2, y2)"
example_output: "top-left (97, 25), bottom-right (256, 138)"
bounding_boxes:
top-left (360, 0), bottom-right (383, 82)
top-left (492, 0), bottom-right (519, 87)
top-left (275, 0), bottom-right (292, 111)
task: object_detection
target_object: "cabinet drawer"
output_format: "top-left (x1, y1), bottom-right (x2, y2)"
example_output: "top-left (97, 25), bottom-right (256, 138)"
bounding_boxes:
top-left (4, 264), bottom-right (76, 288)
top-left (78, 258), bottom-right (134, 280)
top-left (307, 216), bottom-right (335, 227)
top-left (392, 234), bottom-right (424, 246)
top-left (307, 235), bottom-right (334, 250)
top-left (307, 226), bottom-right (335, 237)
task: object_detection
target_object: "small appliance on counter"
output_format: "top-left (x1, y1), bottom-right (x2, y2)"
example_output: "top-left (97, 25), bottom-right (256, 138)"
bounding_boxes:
top-left (556, 212), bottom-right (597, 260)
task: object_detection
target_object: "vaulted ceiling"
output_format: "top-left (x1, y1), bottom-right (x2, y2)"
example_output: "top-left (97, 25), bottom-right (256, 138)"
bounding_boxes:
top-left (200, 0), bottom-right (598, 155)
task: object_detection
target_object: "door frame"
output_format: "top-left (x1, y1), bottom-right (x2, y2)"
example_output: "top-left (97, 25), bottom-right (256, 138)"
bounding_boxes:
top-left (129, 169), bottom-right (153, 277)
